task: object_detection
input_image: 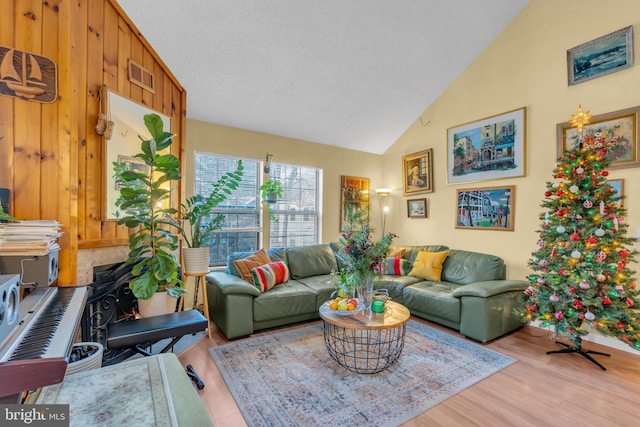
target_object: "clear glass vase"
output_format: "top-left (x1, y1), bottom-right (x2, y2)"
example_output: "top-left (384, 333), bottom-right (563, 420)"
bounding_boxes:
top-left (357, 275), bottom-right (375, 312)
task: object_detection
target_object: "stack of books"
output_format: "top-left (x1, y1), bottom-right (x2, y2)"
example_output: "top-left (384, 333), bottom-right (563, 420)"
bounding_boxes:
top-left (0, 220), bottom-right (63, 256)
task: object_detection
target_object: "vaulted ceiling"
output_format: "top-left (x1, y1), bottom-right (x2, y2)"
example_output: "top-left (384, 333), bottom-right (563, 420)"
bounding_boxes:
top-left (118, 0), bottom-right (530, 154)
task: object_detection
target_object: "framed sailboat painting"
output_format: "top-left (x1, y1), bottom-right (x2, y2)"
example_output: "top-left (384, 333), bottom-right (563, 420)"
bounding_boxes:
top-left (0, 46), bottom-right (57, 103)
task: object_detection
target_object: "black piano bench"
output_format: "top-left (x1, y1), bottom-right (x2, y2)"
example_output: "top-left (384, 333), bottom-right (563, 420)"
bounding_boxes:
top-left (107, 310), bottom-right (208, 357)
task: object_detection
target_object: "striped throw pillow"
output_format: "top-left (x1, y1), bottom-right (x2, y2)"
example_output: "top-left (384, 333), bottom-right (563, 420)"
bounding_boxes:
top-left (251, 261), bottom-right (290, 292)
top-left (233, 248), bottom-right (271, 283)
top-left (386, 257), bottom-right (411, 276)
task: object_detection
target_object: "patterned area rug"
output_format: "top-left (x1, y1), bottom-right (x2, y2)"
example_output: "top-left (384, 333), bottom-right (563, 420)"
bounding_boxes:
top-left (210, 321), bottom-right (516, 427)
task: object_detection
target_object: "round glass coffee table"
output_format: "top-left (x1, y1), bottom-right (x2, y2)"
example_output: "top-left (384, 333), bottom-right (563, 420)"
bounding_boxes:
top-left (319, 300), bottom-right (410, 374)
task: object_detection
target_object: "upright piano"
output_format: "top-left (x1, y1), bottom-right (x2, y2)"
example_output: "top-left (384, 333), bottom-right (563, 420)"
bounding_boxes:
top-left (0, 285), bottom-right (88, 400)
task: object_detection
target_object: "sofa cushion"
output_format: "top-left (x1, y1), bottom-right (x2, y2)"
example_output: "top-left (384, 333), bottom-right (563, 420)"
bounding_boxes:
top-left (287, 244), bottom-right (339, 279)
top-left (387, 247), bottom-right (406, 259)
top-left (253, 280), bottom-right (318, 322)
top-left (441, 250), bottom-right (506, 284)
top-left (403, 281), bottom-right (461, 324)
top-left (409, 251), bottom-right (449, 281)
top-left (232, 249), bottom-right (271, 283)
top-left (376, 274), bottom-right (423, 303)
top-left (295, 275), bottom-right (335, 308)
top-left (251, 261), bottom-right (290, 292)
top-left (385, 258), bottom-right (411, 275)
top-left (329, 242), bottom-right (348, 270)
top-left (264, 247), bottom-right (287, 263)
top-left (226, 248), bottom-right (287, 277)
top-left (403, 245), bottom-right (449, 264)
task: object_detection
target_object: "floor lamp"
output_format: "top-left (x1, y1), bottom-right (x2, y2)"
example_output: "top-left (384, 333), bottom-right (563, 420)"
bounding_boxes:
top-left (375, 188), bottom-right (390, 235)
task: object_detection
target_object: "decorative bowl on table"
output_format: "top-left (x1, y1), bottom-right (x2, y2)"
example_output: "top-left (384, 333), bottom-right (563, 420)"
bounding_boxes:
top-left (324, 297), bottom-right (364, 316)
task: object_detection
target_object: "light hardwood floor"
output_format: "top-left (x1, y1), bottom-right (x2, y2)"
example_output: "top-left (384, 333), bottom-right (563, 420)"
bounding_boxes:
top-left (177, 318), bottom-right (640, 426)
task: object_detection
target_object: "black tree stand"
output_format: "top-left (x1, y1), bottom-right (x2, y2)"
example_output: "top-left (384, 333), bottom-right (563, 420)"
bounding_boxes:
top-left (547, 338), bottom-right (610, 371)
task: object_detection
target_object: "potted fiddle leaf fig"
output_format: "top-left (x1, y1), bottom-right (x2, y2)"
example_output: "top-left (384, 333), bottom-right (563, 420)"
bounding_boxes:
top-left (259, 178), bottom-right (283, 220)
top-left (180, 160), bottom-right (244, 274)
top-left (113, 113), bottom-right (184, 317)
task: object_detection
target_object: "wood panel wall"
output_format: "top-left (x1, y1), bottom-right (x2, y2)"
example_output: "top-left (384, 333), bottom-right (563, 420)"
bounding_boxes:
top-left (0, 0), bottom-right (186, 285)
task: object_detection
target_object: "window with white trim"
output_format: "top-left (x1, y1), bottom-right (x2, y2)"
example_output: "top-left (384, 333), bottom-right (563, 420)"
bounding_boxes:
top-left (268, 162), bottom-right (321, 247)
top-left (194, 152), bottom-right (261, 266)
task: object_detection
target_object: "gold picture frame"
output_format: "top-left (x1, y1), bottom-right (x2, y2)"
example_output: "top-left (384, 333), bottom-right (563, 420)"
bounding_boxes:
top-left (402, 149), bottom-right (433, 196)
top-left (557, 106), bottom-right (640, 170)
top-left (340, 175), bottom-right (370, 232)
top-left (567, 26), bottom-right (634, 86)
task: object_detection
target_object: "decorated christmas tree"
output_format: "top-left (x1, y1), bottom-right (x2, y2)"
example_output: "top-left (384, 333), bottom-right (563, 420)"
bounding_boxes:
top-left (518, 106), bottom-right (640, 369)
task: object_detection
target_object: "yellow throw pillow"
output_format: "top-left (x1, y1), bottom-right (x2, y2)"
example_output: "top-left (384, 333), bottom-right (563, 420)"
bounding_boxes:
top-left (233, 249), bottom-right (271, 283)
top-left (409, 251), bottom-right (448, 281)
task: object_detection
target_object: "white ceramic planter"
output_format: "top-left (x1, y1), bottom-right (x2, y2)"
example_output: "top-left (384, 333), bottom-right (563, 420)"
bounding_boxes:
top-left (182, 246), bottom-right (211, 275)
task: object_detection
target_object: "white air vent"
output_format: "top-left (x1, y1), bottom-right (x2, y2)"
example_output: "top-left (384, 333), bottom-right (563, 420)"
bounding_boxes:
top-left (128, 59), bottom-right (155, 93)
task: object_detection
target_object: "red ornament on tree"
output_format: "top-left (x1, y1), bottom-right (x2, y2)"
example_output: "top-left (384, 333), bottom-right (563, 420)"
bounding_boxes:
top-left (557, 209), bottom-right (565, 217)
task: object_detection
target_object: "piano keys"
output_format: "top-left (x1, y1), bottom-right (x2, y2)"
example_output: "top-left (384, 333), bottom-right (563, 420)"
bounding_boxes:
top-left (0, 286), bottom-right (88, 398)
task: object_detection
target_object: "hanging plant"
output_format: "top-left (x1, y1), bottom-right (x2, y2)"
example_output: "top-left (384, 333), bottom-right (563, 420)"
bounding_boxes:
top-left (259, 178), bottom-right (283, 220)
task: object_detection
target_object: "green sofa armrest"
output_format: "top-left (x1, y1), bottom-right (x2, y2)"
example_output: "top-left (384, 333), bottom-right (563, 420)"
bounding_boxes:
top-left (206, 271), bottom-right (261, 297)
top-left (451, 279), bottom-right (528, 298)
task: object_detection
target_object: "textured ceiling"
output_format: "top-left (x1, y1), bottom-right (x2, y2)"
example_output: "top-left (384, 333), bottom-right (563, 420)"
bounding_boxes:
top-left (117, 0), bottom-right (530, 154)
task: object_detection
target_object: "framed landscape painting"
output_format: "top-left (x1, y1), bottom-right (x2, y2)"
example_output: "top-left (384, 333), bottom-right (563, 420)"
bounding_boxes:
top-left (556, 106), bottom-right (640, 170)
top-left (407, 198), bottom-right (427, 218)
top-left (447, 108), bottom-right (526, 184)
top-left (567, 26), bottom-right (634, 86)
top-left (455, 185), bottom-right (515, 231)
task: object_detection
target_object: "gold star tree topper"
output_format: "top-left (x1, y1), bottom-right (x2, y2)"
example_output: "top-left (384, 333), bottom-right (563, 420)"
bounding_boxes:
top-left (568, 105), bottom-right (591, 132)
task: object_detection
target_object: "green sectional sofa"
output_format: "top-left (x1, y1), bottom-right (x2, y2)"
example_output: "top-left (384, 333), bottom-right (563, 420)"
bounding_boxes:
top-left (205, 243), bottom-right (528, 342)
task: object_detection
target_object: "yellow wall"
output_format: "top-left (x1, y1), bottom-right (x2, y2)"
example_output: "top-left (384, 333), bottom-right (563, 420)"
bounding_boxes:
top-left (183, 1), bottom-right (640, 351)
top-left (383, 0), bottom-right (640, 282)
top-left (185, 119), bottom-right (384, 246)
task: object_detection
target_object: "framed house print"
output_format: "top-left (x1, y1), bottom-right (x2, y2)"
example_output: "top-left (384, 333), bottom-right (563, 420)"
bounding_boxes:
top-left (455, 185), bottom-right (515, 231)
top-left (340, 175), bottom-right (370, 232)
top-left (402, 149), bottom-right (433, 196)
top-left (567, 26), bottom-right (634, 86)
top-left (556, 106), bottom-right (640, 170)
top-left (447, 107), bottom-right (526, 184)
